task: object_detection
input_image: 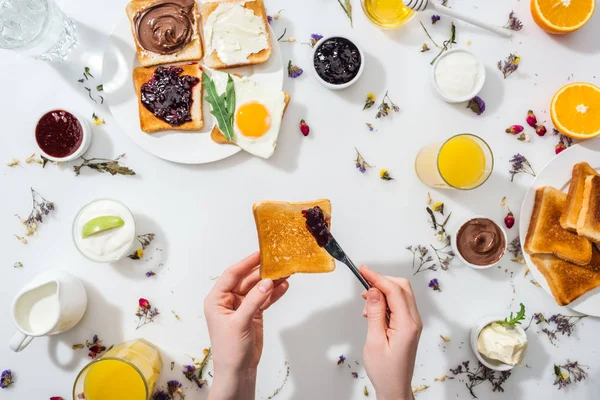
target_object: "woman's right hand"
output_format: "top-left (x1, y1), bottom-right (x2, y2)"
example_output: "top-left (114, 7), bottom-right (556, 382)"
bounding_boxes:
top-left (359, 266), bottom-right (423, 400)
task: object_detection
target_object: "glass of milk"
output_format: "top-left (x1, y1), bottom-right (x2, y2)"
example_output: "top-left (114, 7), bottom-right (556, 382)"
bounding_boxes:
top-left (72, 199), bottom-right (137, 263)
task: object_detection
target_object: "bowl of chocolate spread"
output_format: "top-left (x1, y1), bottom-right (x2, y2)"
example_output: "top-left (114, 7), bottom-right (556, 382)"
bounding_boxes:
top-left (452, 216), bottom-right (507, 269)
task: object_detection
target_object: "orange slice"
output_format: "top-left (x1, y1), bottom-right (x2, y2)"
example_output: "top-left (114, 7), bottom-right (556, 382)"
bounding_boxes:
top-left (551, 82), bottom-right (600, 139)
top-left (531, 0), bottom-right (596, 34)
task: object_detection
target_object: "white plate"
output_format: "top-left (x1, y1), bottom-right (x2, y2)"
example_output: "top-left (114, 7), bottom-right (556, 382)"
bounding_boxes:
top-left (102, 15), bottom-right (284, 164)
top-left (519, 139), bottom-right (600, 316)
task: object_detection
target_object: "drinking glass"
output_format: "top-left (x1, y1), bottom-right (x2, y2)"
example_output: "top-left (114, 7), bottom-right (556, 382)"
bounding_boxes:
top-left (360, 0), bottom-right (414, 29)
top-left (72, 339), bottom-right (163, 400)
top-left (0, 0), bottom-right (77, 61)
top-left (415, 134), bottom-right (494, 190)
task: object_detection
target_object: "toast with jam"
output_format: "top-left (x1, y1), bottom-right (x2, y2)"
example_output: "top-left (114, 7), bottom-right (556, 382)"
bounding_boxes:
top-left (253, 200), bottom-right (335, 281)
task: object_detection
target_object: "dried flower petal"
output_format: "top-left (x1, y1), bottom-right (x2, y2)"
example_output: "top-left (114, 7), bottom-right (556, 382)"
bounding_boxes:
top-left (526, 110), bottom-right (537, 127)
top-left (287, 60), bottom-right (303, 78)
top-left (366, 123), bottom-right (374, 132)
top-left (498, 53), bottom-right (520, 79)
top-left (505, 125), bottom-right (524, 135)
top-left (299, 119), bottom-right (310, 136)
top-left (432, 202), bottom-right (444, 214)
top-left (431, 15), bottom-right (441, 24)
top-left (363, 93), bottom-right (375, 110)
top-left (354, 148), bottom-right (373, 173)
top-left (337, 355), bottom-right (346, 365)
top-left (92, 113), bottom-right (105, 125)
top-left (467, 96), bottom-right (485, 115)
top-left (504, 11), bottom-right (523, 31)
top-left (6, 158), bottom-right (20, 167)
top-left (379, 168), bottom-right (393, 181)
top-left (0, 370), bottom-right (13, 389)
top-left (429, 278), bottom-right (441, 292)
top-left (73, 154), bottom-right (135, 176)
top-left (421, 43), bottom-right (430, 52)
top-left (509, 154), bottom-right (535, 182)
top-left (412, 385), bottom-right (429, 393)
top-left (309, 33), bottom-right (323, 47)
top-left (375, 91), bottom-right (400, 119)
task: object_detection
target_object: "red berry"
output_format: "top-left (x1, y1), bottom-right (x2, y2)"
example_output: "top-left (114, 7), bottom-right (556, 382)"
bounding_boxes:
top-left (536, 125), bottom-right (547, 136)
top-left (504, 211), bottom-right (515, 229)
top-left (526, 110), bottom-right (537, 128)
top-left (300, 119), bottom-right (310, 136)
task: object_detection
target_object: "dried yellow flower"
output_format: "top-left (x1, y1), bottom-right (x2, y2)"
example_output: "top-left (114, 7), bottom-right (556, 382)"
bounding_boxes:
top-left (434, 375), bottom-right (447, 382)
top-left (15, 235), bottom-right (28, 244)
top-left (440, 334), bottom-right (451, 343)
top-left (7, 158), bottom-right (20, 167)
top-left (412, 385), bottom-right (429, 393)
top-left (136, 248), bottom-right (143, 258)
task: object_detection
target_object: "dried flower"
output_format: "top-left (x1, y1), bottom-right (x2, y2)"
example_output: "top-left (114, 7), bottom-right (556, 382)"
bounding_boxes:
top-left (273, 9), bottom-right (284, 20)
top-left (7, 158), bottom-right (20, 167)
top-left (535, 125), bottom-right (547, 136)
top-left (505, 209), bottom-right (515, 229)
top-left (530, 280), bottom-right (542, 287)
top-left (337, 355), bottom-right (346, 365)
top-left (431, 15), bottom-right (441, 24)
top-left (14, 262), bottom-right (23, 268)
top-left (363, 93), bottom-right (376, 110)
top-left (430, 22), bottom-right (457, 65)
top-left (0, 370), bottom-right (13, 389)
top-left (287, 60), bottom-right (303, 78)
top-left (73, 154), bottom-right (135, 176)
top-left (432, 202), bottom-right (444, 215)
top-left (379, 168), bottom-right (393, 181)
top-left (505, 125), bottom-right (524, 135)
top-left (429, 278), bottom-right (441, 291)
top-left (450, 361), bottom-right (512, 398)
top-left (15, 188), bottom-right (55, 240)
top-left (554, 361), bottom-right (588, 389)
top-left (92, 113), bottom-right (105, 125)
top-left (517, 133), bottom-right (530, 142)
top-left (408, 245), bottom-right (436, 274)
top-left (421, 43), bottom-right (430, 52)
top-left (150, 390), bottom-right (170, 400)
top-left (299, 119), bottom-right (310, 136)
top-left (25, 153), bottom-right (42, 164)
top-left (366, 123), bottom-right (374, 132)
top-left (308, 33), bottom-right (323, 47)
top-left (363, 385), bottom-right (369, 396)
top-left (146, 270), bottom-right (156, 278)
top-left (167, 380), bottom-right (184, 398)
top-left (509, 154), bottom-right (536, 182)
top-left (336, 0), bottom-right (353, 27)
top-left (183, 348), bottom-right (211, 388)
top-left (354, 147), bottom-right (373, 173)
top-left (277, 28), bottom-right (295, 42)
top-left (136, 298), bottom-right (160, 330)
top-left (427, 192), bottom-right (432, 205)
top-left (351, 372), bottom-right (359, 379)
top-left (467, 96), bottom-right (485, 115)
top-left (498, 53), bottom-right (520, 79)
top-left (526, 313), bottom-right (587, 345)
top-left (129, 233), bottom-right (156, 259)
top-left (434, 375), bottom-right (448, 382)
top-left (556, 141), bottom-right (567, 154)
top-left (507, 237), bottom-right (524, 263)
top-left (504, 11), bottom-right (523, 31)
top-left (412, 385), bottom-right (429, 393)
top-left (74, 334), bottom-right (110, 359)
top-left (50, 397), bottom-right (65, 400)
top-left (526, 110), bottom-right (537, 127)
top-left (375, 91), bottom-right (400, 119)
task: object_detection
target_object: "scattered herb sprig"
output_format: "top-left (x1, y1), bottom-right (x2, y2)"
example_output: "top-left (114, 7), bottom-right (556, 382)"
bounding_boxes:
top-left (267, 361), bottom-right (290, 399)
top-left (129, 233), bottom-right (156, 260)
top-left (526, 313), bottom-right (587, 345)
top-left (504, 11), bottom-right (523, 31)
top-left (554, 361), bottom-right (588, 390)
top-left (73, 154), bottom-right (135, 176)
top-left (15, 188), bottom-right (55, 241)
top-left (498, 54), bottom-right (520, 79)
top-left (183, 348), bottom-right (212, 388)
top-left (408, 245), bottom-right (436, 275)
top-left (509, 154), bottom-right (535, 182)
top-left (136, 298), bottom-right (160, 330)
top-left (422, 22), bottom-right (457, 65)
top-left (450, 361), bottom-right (512, 398)
top-left (354, 147), bottom-right (373, 173)
top-left (500, 303), bottom-right (526, 327)
top-left (507, 237), bottom-right (524, 264)
top-left (375, 91), bottom-right (400, 119)
top-left (287, 60), bottom-right (303, 78)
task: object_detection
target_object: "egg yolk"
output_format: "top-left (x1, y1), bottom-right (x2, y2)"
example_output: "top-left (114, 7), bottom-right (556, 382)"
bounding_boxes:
top-left (236, 102), bottom-right (271, 138)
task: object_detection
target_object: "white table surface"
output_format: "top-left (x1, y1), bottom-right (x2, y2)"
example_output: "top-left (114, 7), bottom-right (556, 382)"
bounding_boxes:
top-left (2, 0), bottom-right (600, 399)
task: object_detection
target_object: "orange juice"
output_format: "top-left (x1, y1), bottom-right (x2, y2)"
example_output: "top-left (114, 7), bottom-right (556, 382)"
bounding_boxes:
top-left (361, 0), bottom-right (414, 29)
top-left (438, 135), bottom-right (486, 188)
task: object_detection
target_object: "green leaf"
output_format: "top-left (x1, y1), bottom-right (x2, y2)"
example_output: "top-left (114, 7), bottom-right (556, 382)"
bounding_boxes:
top-left (202, 72), bottom-right (235, 141)
top-left (337, 0), bottom-right (353, 27)
top-left (500, 303), bottom-right (526, 327)
top-left (225, 74), bottom-right (236, 130)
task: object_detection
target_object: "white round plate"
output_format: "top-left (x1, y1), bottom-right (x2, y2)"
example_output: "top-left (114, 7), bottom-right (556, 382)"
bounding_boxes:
top-left (102, 16), bottom-right (284, 164)
top-left (519, 139), bottom-right (600, 316)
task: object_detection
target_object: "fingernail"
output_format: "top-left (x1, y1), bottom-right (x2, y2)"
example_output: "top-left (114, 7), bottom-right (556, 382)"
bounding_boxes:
top-left (367, 288), bottom-right (380, 303)
top-left (258, 279), bottom-right (273, 293)
top-left (362, 303), bottom-right (367, 316)
top-left (361, 290), bottom-right (367, 297)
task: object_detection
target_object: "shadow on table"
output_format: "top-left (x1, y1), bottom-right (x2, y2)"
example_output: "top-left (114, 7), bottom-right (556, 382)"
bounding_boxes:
top-left (546, 10), bottom-right (600, 55)
top-left (47, 281), bottom-right (124, 372)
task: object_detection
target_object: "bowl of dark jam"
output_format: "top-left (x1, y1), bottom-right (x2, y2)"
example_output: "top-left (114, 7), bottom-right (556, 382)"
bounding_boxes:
top-left (312, 36), bottom-right (364, 90)
top-left (35, 109), bottom-right (91, 162)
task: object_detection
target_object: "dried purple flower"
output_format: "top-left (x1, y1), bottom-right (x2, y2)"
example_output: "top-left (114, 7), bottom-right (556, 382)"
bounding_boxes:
top-left (431, 15), bottom-right (441, 24)
top-left (0, 370), bottom-right (13, 389)
top-left (450, 361), bottom-right (512, 398)
top-left (352, 372), bottom-right (359, 379)
top-left (287, 60), bottom-right (303, 78)
top-left (467, 96), bottom-right (485, 115)
top-left (509, 154), bottom-right (536, 182)
top-left (354, 148), bottom-right (373, 173)
top-left (135, 298), bottom-right (160, 330)
top-left (167, 380), bottom-right (184, 398)
top-left (498, 54), bottom-right (520, 79)
top-left (183, 348), bottom-right (211, 389)
top-left (337, 355), bottom-right (346, 365)
top-left (375, 91), bottom-right (400, 119)
top-left (507, 237), bottom-right (524, 263)
top-left (309, 33), bottom-right (323, 47)
top-left (366, 123), bottom-right (374, 132)
top-left (504, 11), bottom-right (523, 31)
top-left (429, 278), bottom-right (441, 292)
top-left (554, 361), bottom-right (588, 390)
top-left (15, 188), bottom-right (55, 240)
top-left (150, 390), bottom-right (171, 400)
top-left (267, 15), bottom-right (273, 24)
top-left (146, 270), bottom-right (156, 278)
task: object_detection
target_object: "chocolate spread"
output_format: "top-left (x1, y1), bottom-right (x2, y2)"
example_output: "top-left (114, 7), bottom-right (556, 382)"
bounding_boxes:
top-left (456, 218), bottom-right (506, 266)
top-left (134, 0), bottom-right (195, 55)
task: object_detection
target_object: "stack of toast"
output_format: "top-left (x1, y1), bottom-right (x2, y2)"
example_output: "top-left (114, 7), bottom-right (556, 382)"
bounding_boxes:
top-left (525, 162), bottom-right (600, 305)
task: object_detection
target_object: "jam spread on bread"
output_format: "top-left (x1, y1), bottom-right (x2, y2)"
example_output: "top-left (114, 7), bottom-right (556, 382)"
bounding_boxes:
top-left (141, 66), bottom-right (199, 126)
top-left (302, 206), bottom-right (332, 247)
top-left (456, 218), bottom-right (506, 266)
top-left (314, 37), bottom-right (361, 85)
top-left (134, 0), bottom-right (195, 55)
top-left (35, 110), bottom-right (83, 158)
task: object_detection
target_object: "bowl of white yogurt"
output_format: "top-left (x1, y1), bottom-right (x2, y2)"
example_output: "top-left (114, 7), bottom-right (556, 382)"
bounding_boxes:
top-left (72, 199), bottom-right (136, 263)
top-left (432, 49), bottom-right (486, 103)
top-left (470, 315), bottom-right (528, 372)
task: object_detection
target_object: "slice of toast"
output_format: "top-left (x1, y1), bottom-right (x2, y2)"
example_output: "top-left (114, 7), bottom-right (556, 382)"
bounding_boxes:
top-left (201, 0), bottom-right (272, 69)
top-left (133, 63), bottom-right (203, 134)
top-left (577, 175), bottom-right (600, 242)
top-left (126, 0), bottom-right (203, 67)
top-left (531, 249), bottom-right (600, 306)
top-left (524, 186), bottom-right (592, 265)
top-left (561, 162), bottom-right (599, 232)
top-left (253, 200), bottom-right (335, 280)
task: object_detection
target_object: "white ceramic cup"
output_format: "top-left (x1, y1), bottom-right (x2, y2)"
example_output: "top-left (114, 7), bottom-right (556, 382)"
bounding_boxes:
top-left (312, 35), bottom-right (365, 90)
top-left (9, 270), bottom-right (88, 352)
top-left (432, 49), bottom-right (486, 103)
top-left (34, 109), bottom-right (92, 162)
top-left (451, 215), bottom-right (508, 270)
top-left (470, 315), bottom-right (528, 371)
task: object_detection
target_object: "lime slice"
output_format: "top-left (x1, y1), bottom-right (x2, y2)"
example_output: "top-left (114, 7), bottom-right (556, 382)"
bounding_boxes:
top-left (82, 216), bottom-right (125, 238)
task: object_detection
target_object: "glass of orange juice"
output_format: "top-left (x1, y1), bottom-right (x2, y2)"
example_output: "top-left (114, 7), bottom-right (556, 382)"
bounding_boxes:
top-left (361, 0), bottom-right (414, 29)
top-left (72, 339), bottom-right (163, 400)
top-left (415, 134), bottom-right (494, 190)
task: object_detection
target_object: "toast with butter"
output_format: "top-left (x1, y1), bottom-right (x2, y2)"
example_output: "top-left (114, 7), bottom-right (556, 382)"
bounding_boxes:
top-left (201, 0), bottom-right (272, 69)
top-left (133, 63), bottom-right (203, 133)
top-left (253, 200), bottom-right (335, 280)
top-left (126, 0), bottom-right (203, 67)
top-left (577, 175), bottom-right (600, 242)
top-left (560, 162), bottom-right (599, 232)
top-left (525, 186), bottom-right (592, 265)
top-left (531, 249), bottom-right (600, 306)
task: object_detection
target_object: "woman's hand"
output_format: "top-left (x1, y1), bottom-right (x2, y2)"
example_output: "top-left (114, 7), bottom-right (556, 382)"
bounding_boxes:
top-left (205, 252), bottom-right (290, 400)
top-left (359, 266), bottom-right (422, 400)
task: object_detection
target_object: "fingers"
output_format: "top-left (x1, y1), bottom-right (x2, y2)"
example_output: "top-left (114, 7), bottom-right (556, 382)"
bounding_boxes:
top-left (235, 278), bottom-right (274, 325)
top-left (365, 288), bottom-right (389, 346)
top-left (261, 280), bottom-right (290, 311)
top-left (233, 266), bottom-right (261, 294)
top-left (384, 276), bottom-right (422, 330)
top-left (213, 252), bottom-right (260, 293)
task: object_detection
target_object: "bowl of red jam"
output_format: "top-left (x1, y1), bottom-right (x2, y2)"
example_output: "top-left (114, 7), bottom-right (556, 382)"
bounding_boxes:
top-left (35, 109), bottom-right (91, 162)
top-left (312, 36), bottom-right (364, 90)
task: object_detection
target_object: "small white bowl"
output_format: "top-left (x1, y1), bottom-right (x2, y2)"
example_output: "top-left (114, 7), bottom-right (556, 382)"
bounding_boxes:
top-left (432, 49), bottom-right (486, 103)
top-left (35, 109), bottom-right (92, 162)
top-left (451, 215), bottom-right (508, 270)
top-left (470, 316), bottom-right (527, 371)
top-left (312, 35), bottom-right (365, 90)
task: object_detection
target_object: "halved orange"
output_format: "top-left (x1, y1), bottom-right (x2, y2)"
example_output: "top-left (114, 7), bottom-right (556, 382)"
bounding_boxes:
top-left (531, 0), bottom-right (596, 34)
top-left (551, 82), bottom-right (600, 139)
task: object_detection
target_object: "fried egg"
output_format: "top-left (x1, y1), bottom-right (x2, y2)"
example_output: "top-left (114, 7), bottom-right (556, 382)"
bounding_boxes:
top-left (210, 71), bottom-right (286, 159)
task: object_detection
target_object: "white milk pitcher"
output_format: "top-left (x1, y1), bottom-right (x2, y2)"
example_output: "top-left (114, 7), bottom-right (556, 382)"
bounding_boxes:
top-left (9, 270), bottom-right (87, 352)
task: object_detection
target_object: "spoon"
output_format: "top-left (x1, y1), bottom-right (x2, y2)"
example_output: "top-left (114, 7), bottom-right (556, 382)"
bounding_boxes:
top-left (403, 0), bottom-right (513, 38)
